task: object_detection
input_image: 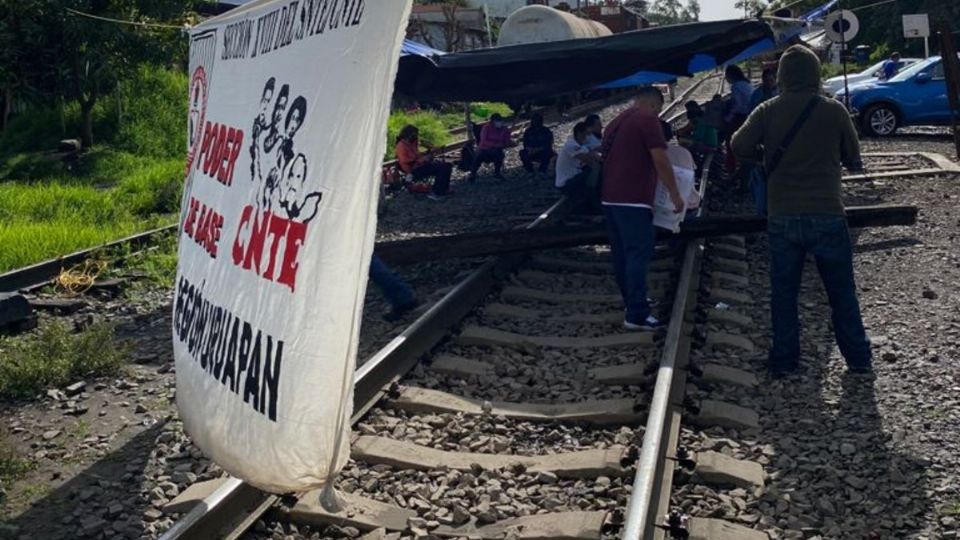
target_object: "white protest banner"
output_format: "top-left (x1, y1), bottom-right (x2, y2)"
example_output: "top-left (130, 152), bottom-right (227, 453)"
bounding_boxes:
top-left (174, 0), bottom-right (413, 493)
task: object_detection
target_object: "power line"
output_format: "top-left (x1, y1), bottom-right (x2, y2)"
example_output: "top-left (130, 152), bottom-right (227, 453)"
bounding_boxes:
top-left (64, 7), bottom-right (188, 31)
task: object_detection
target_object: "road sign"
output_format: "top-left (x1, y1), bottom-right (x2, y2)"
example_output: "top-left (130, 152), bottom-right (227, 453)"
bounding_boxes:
top-left (903, 14), bottom-right (930, 39)
top-left (825, 10), bottom-right (859, 43)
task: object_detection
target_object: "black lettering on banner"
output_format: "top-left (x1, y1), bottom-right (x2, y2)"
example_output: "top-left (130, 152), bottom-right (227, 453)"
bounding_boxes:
top-left (174, 276), bottom-right (284, 421)
top-left (244, 332), bottom-right (262, 411)
top-left (223, 0), bottom-right (364, 62)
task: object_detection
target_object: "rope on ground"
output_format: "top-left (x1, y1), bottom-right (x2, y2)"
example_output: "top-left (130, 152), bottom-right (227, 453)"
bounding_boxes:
top-left (54, 259), bottom-right (108, 297)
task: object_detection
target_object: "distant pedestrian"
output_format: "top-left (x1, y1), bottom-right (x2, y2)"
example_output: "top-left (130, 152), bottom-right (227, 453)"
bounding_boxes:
top-left (601, 86), bottom-right (684, 331)
top-left (723, 64), bottom-right (754, 177)
top-left (751, 68), bottom-right (779, 110)
top-left (747, 68), bottom-right (779, 215)
top-left (732, 44), bottom-right (872, 378)
top-left (881, 52), bottom-right (901, 80)
top-left (469, 113), bottom-right (515, 181)
top-left (369, 255), bottom-right (419, 322)
top-left (519, 113), bottom-right (555, 177)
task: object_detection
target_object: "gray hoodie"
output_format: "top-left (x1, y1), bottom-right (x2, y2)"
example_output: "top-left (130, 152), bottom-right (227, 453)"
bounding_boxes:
top-left (731, 45), bottom-right (862, 216)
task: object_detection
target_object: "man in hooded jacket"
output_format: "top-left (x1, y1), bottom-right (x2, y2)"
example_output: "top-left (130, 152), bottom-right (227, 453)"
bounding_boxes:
top-left (732, 45), bottom-right (872, 378)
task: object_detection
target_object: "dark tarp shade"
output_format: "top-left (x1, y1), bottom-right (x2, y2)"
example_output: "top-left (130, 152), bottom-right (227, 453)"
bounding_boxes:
top-left (395, 19), bottom-right (774, 102)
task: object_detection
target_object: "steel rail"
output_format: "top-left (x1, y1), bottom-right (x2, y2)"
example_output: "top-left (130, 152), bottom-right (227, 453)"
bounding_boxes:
top-left (157, 84), bottom-right (708, 540)
top-left (159, 196), bottom-right (569, 540)
top-left (622, 147), bottom-right (718, 538)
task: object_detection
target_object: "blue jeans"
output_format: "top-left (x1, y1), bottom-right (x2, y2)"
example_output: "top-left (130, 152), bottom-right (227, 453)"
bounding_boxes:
top-left (768, 215), bottom-right (872, 372)
top-left (603, 205), bottom-right (655, 323)
top-left (749, 166), bottom-right (767, 217)
top-left (369, 255), bottom-right (415, 309)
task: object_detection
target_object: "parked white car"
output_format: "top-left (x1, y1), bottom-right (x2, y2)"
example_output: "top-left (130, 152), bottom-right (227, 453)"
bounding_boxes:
top-left (823, 58), bottom-right (921, 96)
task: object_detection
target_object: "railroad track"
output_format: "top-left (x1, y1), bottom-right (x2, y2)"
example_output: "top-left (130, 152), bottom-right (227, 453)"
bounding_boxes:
top-left (154, 76), bottom-right (722, 539)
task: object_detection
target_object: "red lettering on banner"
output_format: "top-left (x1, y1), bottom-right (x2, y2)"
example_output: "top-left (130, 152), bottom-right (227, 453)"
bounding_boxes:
top-left (231, 205), bottom-right (306, 292)
top-left (197, 120), bottom-right (245, 186)
top-left (183, 196), bottom-right (224, 258)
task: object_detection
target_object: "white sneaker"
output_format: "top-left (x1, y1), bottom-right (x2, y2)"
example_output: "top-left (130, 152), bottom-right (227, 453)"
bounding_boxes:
top-left (624, 315), bottom-right (664, 331)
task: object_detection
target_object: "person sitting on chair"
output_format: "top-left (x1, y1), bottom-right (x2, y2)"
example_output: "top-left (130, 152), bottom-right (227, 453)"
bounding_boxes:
top-left (519, 113), bottom-right (555, 177)
top-left (394, 124), bottom-right (451, 201)
top-left (469, 113), bottom-right (515, 181)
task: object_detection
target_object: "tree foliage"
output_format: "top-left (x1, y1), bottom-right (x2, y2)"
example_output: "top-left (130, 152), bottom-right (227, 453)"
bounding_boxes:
top-left (646, 0), bottom-right (701, 25)
top-left (735, 0), bottom-right (768, 19)
top-left (769, 0), bottom-right (960, 56)
top-left (0, 1), bottom-right (195, 147)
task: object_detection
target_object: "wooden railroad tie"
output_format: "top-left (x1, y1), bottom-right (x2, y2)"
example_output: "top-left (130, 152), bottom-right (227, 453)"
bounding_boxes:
top-left (376, 205), bottom-right (918, 266)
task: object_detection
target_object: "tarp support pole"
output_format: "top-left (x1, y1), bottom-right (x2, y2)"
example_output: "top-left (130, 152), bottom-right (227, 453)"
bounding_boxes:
top-left (464, 103), bottom-right (473, 143)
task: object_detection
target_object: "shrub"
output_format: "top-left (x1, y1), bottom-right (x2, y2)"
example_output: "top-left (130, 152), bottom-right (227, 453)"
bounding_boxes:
top-left (0, 321), bottom-right (128, 401)
top-left (115, 65), bottom-right (188, 158)
top-left (386, 110), bottom-right (453, 158)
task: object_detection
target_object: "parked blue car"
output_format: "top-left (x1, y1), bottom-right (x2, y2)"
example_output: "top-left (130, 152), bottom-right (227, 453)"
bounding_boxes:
top-left (836, 55), bottom-right (953, 136)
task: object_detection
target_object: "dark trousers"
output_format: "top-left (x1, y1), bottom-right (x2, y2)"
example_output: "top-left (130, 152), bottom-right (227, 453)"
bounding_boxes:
top-left (470, 148), bottom-right (505, 177)
top-left (603, 205), bottom-right (655, 323)
top-left (768, 215), bottom-right (872, 372)
top-left (559, 168), bottom-right (598, 213)
top-left (748, 166), bottom-right (767, 216)
top-left (520, 148), bottom-right (553, 173)
top-left (411, 161), bottom-right (452, 196)
top-left (369, 255), bottom-right (415, 310)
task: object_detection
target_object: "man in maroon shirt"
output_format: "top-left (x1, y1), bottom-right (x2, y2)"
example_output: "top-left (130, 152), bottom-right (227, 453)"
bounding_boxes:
top-left (601, 86), bottom-right (684, 330)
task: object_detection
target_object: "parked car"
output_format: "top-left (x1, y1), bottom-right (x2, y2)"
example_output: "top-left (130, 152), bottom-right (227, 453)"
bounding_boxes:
top-left (823, 57), bottom-right (920, 96)
top-left (836, 56), bottom-right (954, 137)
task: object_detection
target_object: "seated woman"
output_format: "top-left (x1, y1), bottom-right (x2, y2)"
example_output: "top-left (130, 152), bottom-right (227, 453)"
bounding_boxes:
top-left (394, 125), bottom-right (452, 200)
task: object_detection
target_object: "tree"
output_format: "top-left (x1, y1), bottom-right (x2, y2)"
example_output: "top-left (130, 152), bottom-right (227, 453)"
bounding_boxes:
top-left (683, 0), bottom-right (700, 22)
top-left (1, 1), bottom-right (193, 147)
top-left (734, 0), bottom-right (768, 18)
top-left (647, 0), bottom-right (699, 25)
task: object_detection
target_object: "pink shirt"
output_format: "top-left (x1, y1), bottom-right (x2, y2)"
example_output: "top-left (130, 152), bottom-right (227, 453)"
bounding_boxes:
top-left (478, 123), bottom-right (512, 150)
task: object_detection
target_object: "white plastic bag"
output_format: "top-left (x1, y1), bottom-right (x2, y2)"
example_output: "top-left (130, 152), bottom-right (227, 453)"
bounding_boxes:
top-left (653, 165), bottom-right (696, 233)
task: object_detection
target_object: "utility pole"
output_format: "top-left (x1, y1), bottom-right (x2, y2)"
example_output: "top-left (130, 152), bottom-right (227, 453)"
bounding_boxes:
top-left (938, 22), bottom-right (960, 159)
top-left (838, 0), bottom-right (850, 110)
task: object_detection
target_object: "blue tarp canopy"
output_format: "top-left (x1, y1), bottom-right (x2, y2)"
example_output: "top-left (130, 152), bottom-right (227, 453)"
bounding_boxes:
top-left (395, 19), bottom-right (776, 102)
top-left (401, 39), bottom-right (446, 58)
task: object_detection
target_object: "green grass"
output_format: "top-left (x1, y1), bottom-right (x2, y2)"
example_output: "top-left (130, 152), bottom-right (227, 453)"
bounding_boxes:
top-left (0, 64), bottom-right (186, 273)
top-left (0, 61), bottom-right (514, 272)
top-left (0, 320), bottom-right (128, 401)
top-left (0, 436), bottom-right (31, 487)
top-left (112, 230), bottom-right (180, 289)
top-left (0, 149), bottom-right (182, 272)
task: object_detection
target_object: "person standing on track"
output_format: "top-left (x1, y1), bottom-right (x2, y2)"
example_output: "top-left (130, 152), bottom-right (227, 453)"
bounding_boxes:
top-left (731, 44), bottom-right (872, 378)
top-left (601, 86), bottom-right (684, 331)
top-left (369, 255), bottom-right (419, 322)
